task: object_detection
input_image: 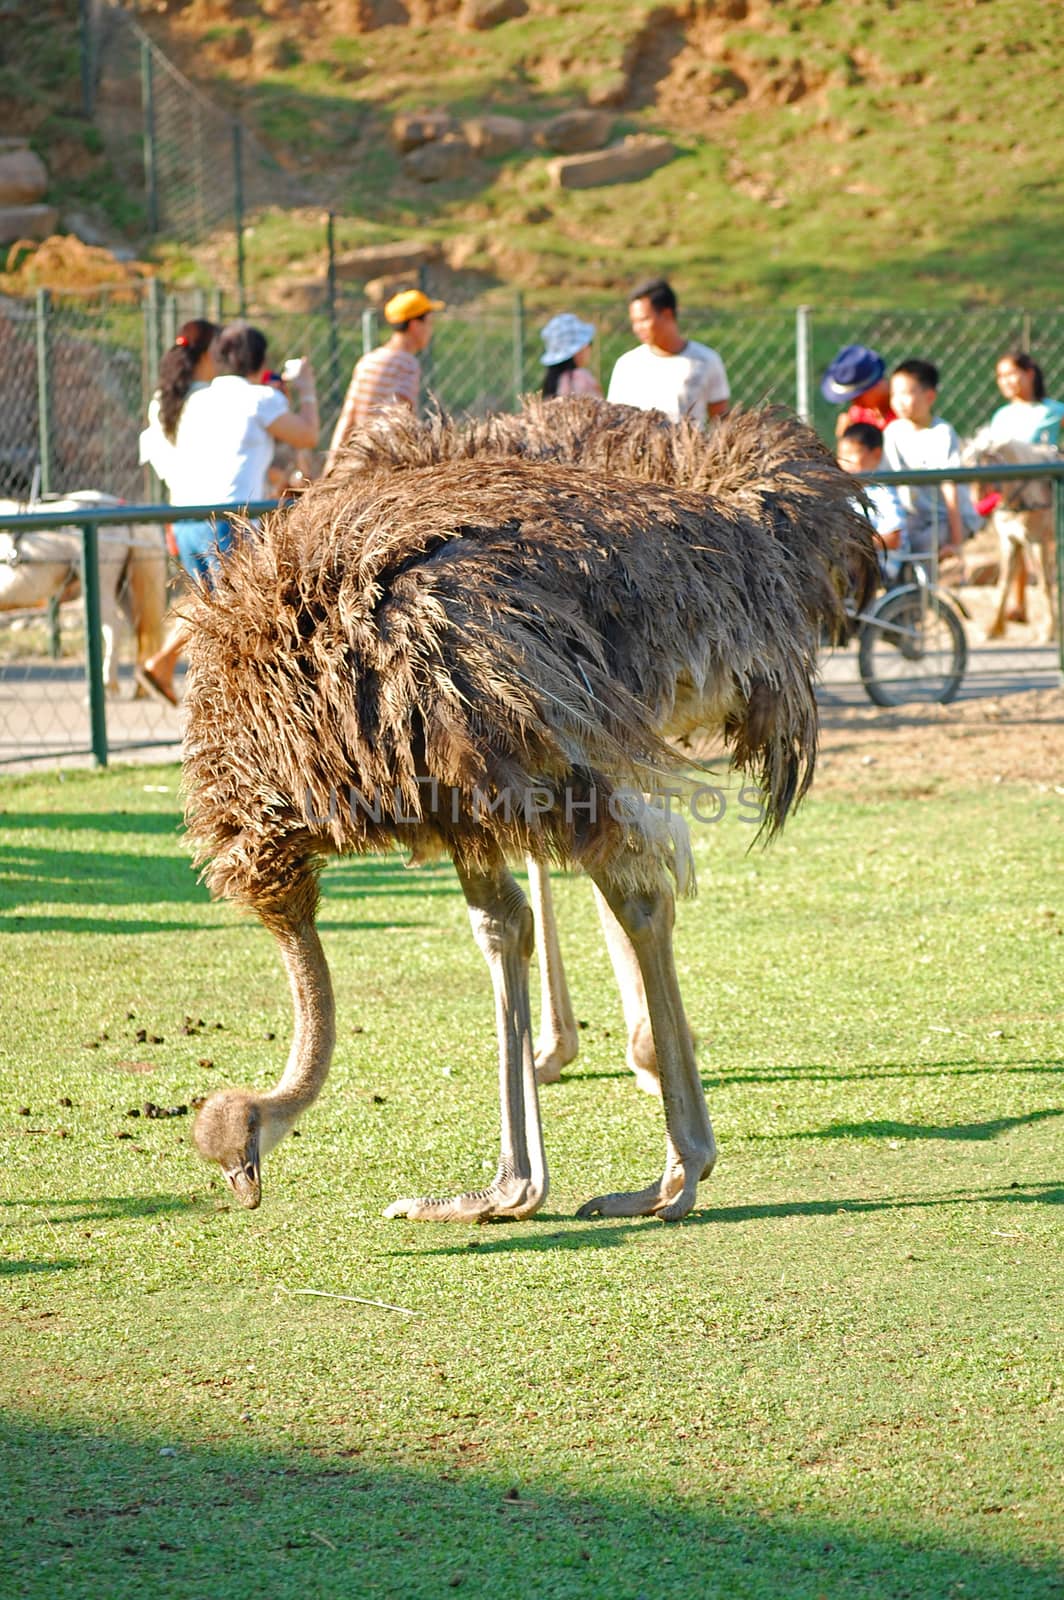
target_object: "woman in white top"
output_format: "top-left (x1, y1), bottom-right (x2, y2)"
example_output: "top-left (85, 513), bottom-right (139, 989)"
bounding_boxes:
top-left (139, 318), bottom-right (219, 490)
top-left (140, 322), bottom-right (319, 703)
top-left (539, 314), bottom-right (603, 401)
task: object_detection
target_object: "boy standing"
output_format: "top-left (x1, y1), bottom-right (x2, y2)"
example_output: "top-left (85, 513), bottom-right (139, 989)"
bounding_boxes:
top-left (883, 359), bottom-right (975, 554)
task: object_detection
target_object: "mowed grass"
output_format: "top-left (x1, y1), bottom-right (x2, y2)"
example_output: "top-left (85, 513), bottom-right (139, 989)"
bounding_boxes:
top-left (0, 765), bottom-right (1060, 1599)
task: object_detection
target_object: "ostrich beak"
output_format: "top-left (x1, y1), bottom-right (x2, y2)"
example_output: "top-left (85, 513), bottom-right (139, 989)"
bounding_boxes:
top-left (223, 1132), bottom-right (262, 1209)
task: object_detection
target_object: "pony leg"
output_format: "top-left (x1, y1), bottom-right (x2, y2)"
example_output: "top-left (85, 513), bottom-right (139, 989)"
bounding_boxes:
top-left (125, 528), bottom-right (167, 668)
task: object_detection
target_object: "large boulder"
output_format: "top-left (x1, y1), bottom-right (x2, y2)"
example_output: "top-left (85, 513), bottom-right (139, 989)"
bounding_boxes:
top-left (0, 204), bottom-right (59, 244)
top-left (333, 239), bottom-right (439, 280)
top-left (535, 109), bottom-right (613, 155)
top-left (392, 110), bottom-right (457, 152)
top-left (463, 115), bottom-right (527, 159)
top-left (0, 142), bottom-right (48, 206)
top-left (403, 135), bottom-right (477, 183)
top-left (547, 136), bottom-right (675, 190)
top-left (459, 0), bottom-right (527, 27)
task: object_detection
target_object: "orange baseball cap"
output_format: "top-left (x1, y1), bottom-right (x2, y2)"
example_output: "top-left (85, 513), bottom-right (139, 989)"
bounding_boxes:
top-left (384, 288), bottom-right (445, 324)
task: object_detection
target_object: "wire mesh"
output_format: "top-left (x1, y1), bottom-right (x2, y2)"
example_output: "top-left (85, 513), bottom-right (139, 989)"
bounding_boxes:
top-left (1, 281), bottom-right (1061, 762)
top-left (90, 1), bottom-right (297, 284)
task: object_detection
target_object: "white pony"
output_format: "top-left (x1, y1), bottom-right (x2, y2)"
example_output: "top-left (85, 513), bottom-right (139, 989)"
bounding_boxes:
top-left (0, 491), bottom-right (167, 694)
top-left (962, 431), bottom-right (1059, 642)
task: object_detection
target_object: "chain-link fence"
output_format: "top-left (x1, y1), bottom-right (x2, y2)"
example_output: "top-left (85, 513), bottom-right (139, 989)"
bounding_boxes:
top-left (2, 281), bottom-right (1062, 765)
top-left (86, 0), bottom-right (298, 300)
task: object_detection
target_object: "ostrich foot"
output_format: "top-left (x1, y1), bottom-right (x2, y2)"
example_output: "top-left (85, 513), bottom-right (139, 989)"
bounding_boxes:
top-left (384, 1173), bottom-right (545, 1223)
top-left (576, 1147), bottom-right (715, 1223)
top-left (534, 1030), bottom-right (577, 1086)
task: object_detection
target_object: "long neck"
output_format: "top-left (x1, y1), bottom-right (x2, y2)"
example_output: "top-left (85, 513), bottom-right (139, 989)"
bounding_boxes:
top-left (261, 918), bottom-right (335, 1150)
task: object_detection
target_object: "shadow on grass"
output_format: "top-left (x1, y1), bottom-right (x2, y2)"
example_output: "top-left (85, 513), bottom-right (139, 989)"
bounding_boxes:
top-left (563, 1058), bottom-right (1064, 1091)
top-left (0, 1194), bottom-right (203, 1225)
top-left (1, 1415), bottom-right (1058, 1600)
top-left (0, 1259), bottom-right (80, 1277)
top-left (408, 1182), bottom-right (1063, 1259)
top-left (745, 1109), bottom-right (1064, 1143)
top-left (0, 827), bottom-right (458, 929)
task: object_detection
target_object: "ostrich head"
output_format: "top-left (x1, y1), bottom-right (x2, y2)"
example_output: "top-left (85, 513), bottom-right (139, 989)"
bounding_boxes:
top-left (193, 1090), bottom-right (264, 1209)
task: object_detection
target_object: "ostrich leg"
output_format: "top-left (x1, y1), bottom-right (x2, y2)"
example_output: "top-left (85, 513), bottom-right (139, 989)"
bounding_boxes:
top-left (577, 868), bottom-right (715, 1222)
top-left (529, 857), bottom-right (661, 1094)
top-left (528, 856), bottom-right (579, 1085)
top-left (591, 884), bottom-right (661, 1097)
top-left (385, 859), bottom-right (548, 1222)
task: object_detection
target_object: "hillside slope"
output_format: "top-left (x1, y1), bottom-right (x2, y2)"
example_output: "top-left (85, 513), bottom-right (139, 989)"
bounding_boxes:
top-left (9, 0), bottom-right (1063, 306)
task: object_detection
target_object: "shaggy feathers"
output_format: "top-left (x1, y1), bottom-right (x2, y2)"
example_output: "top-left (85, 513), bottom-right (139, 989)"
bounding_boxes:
top-left (183, 402), bottom-right (875, 914)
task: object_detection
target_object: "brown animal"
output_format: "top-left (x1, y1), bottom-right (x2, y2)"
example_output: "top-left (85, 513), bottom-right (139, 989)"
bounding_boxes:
top-left (962, 430), bottom-right (1059, 642)
top-left (186, 403), bottom-right (875, 1222)
top-left (340, 398), bottom-right (875, 1086)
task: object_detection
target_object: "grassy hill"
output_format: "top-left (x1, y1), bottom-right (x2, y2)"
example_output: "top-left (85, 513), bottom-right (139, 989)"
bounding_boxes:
top-left (6, 0), bottom-right (1063, 307)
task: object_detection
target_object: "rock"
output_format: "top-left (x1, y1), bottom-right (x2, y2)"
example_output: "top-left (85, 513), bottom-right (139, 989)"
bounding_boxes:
top-left (0, 204), bottom-right (59, 244)
top-left (334, 0), bottom-right (411, 26)
top-left (333, 239), bottom-right (439, 281)
top-left (364, 272), bottom-right (416, 305)
top-left (462, 115), bottom-right (527, 159)
top-left (210, 25), bottom-right (252, 61)
top-left (535, 109), bottom-right (614, 155)
top-left (392, 110), bottom-right (457, 153)
top-left (547, 136), bottom-right (675, 191)
top-left (459, 0), bottom-right (527, 28)
top-left (268, 277), bottom-right (325, 312)
top-left (58, 210), bottom-right (113, 248)
top-left (252, 31), bottom-right (301, 69)
top-left (403, 136), bottom-right (477, 183)
top-left (0, 144), bottom-right (48, 206)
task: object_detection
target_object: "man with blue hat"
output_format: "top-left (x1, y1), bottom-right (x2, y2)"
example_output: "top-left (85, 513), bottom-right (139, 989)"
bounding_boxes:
top-left (821, 344), bottom-right (895, 438)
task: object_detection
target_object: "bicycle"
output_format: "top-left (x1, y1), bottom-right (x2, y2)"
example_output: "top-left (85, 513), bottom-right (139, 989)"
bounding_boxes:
top-left (849, 553), bottom-right (969, 707)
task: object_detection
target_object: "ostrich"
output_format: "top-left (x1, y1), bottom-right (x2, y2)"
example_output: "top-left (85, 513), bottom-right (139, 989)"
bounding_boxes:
top-left (187, 404), bottom-right (875, 1221)
top-left (335, 399), bottom-right (877, 1089)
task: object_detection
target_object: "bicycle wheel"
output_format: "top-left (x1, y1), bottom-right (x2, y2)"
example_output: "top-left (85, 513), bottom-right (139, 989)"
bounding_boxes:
top-left (858, 586), bottom-right (967, 706)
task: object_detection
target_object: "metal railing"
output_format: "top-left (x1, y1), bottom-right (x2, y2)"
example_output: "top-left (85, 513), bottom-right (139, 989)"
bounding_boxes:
top-left (1, 462), bottom-right (1060, 770)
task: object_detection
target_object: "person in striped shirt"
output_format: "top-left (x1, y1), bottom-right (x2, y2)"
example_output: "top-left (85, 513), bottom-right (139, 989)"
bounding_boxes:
top-left (325, 287), bottom-right (444, 470)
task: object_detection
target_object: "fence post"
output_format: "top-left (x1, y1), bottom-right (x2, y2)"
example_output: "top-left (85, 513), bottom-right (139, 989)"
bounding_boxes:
top-left (210, 287), bottom-right (224, 325)
top-left (417, 263), bottom-right (435, 399)
top-left (325, 210), bottom-right (343, 421)
top-left (143, 278), bottom-right (163, 499)
top-left (361, 307), bottom-right (376, 358)
top-left (81, 522), bottom-right (109, 767)
top-left (512, 290), bottom-right (525, 408)
top-left (141, 35), bottom-right (159, 235)
top-left (1056, 479), bottom-right (1064, 678)
top-left (795, 305), bottom-right (813, 423)
top-left (163, 292), bottom-right (178, 350)
top-left (34, 288), bottom-right (53, 495)
top-left (80, 0), bottom-right (94, 119)
top-left (233, 121), bottom-right (246, 313)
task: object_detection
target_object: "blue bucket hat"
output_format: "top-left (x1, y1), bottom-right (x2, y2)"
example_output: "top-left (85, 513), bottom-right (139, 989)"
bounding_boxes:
top-left (820, 344), bottom-right (886, 404)
top-left (540, 313), bottom-right (596, 367)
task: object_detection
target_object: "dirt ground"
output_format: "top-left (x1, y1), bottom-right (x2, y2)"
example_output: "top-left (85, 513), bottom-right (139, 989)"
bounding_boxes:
top-left (815, 685), bottom-right (1063, 795)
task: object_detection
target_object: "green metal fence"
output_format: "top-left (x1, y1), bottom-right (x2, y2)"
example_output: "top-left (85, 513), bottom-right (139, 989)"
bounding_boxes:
top-left (1, 467), bottom-right (1061, 769)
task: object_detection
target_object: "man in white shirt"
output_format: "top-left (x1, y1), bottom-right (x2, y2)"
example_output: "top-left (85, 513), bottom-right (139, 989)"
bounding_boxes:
top-left (607, 278), bottom-right (730, 425)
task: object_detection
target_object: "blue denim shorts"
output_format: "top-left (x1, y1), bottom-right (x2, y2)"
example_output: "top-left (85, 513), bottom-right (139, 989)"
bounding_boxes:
top-left (174, 517), bottom-right (233, 587)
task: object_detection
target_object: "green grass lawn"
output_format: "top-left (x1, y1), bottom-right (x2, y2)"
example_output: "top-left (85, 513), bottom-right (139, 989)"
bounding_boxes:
top-left (0, 765), bottom-right (1060, 1598)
